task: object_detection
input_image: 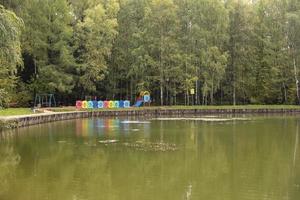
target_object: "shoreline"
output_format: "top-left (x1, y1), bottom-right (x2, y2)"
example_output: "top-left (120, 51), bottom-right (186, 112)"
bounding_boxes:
top-left (1, 106), bottom-right (300, 130)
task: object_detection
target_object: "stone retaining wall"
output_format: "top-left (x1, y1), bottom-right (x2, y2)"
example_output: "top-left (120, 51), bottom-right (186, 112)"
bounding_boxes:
top-left (1, 108), bottom-right (300, 129)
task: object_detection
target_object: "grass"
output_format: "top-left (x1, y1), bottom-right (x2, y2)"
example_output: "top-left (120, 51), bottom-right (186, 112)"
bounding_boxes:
top-left (0, 108), bottom-right (33, 116)
top-left (163, 105), bottom-right (300, 109)
top-left (1, 105), bottom-right (300, 117)
top-left (50, 104), bottom-right (300, 112)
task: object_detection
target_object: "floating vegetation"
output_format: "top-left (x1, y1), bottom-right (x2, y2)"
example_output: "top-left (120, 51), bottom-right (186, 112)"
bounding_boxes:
top-left (57, 141), bottom-right (75, 146)
top-left (96, 125), bottom-right (119, 128)
top-left (121, 121), bottom-right (151, 124)
top-left (153, 117), bottom-right (250, 122)
top-left (98, 139), bottom-right (119, 144)
top-left (97, 139), bottom-right (178, 151)
top-left (202, 115), bottom-right (218, 118)
top-left (193, 118), bottom-right (243, 122)
top-left (123, 141), bottom-right (178, 152)
top-left (84, 142), bottom-right (97, 147)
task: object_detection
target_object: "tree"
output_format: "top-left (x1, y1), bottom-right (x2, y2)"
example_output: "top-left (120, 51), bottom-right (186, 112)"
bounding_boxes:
top-left (250, 0), bottom-right (293, 104)
top-left (176, 0), bottom-right (228, 105)
top-left (287, 0), bottom-right (300, 104)
top-left (201, 47), bottom-right (227, 105)
top-left (225, 0), bottom-right (256, 105)
top-left (74, 0), bottom-right (120, 94)
top-left (141, 0), bottom-right (181, 105)
top-left (17, 0), bottom-right (76, 100)
top-left (2, 0), bottom-right (300, 106)
top-left (109, 0), bottom-right (149, 100)
top-left (0, 5), bottom-right (23, 106)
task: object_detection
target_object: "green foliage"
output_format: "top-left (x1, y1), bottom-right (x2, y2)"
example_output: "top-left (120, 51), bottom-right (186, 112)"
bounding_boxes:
top-left (1, 0), bottom-right (300, 106)
top-left (0, 89), bottom-right (10, 108)
top-left (201, 47), bottom-right (228, 104)
top-left (27, 0), bottom-right (75, 94)
top-left (75, 0), bottom-right (119, 93)
top-left (0, 5), bottom-right (24, 106)
top-left (0, 5), bottom-right (23, 72)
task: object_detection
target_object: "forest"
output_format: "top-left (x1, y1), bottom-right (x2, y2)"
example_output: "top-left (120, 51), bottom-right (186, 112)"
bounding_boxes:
top-left (1, 0), bottom-right (300, 106)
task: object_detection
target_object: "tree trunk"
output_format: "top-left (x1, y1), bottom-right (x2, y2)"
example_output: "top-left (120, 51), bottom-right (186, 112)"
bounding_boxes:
top-left (294, 59), bottom-right (300, 104)
top-left (233, 83), bottom-right (236, 106)
top-left (195, 80), bottom-right (198, 105)
top-left (282, 82), bottom-right (287, 103)
top-left (175, 93), bottom-right (177, 105)
top-left (126, 81), bottom-right (129, 100)
top-left (187, 91), bottom-right (189, 105)
top-left (293, 57), bottom-right (300, 104)
top-left (211, 81), bottom-right (214, 105)
top-left (130, 78), bottom-right (133, 102)
top-left (160, 83), bottom-right (163, 106)
top-left (166, 86), bottom-right (169, 105)
top-left (159, 26), bottom-right (163, 106)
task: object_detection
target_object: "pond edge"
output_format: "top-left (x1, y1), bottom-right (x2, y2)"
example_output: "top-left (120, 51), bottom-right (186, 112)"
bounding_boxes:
top-left (1, 108), bottom-right (300, 130)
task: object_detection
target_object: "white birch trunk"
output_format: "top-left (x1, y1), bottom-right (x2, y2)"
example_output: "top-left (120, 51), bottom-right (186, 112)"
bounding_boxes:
top-left (293, 57), bottom-right (300, 104)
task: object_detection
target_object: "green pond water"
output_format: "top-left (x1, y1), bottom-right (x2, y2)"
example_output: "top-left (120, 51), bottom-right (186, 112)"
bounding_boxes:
top-left (0, 115), bottom-right (300, 200)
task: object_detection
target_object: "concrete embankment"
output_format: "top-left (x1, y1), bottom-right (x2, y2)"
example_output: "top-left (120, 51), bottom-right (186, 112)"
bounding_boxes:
top-left (1, 108), bottom-right (300, 129)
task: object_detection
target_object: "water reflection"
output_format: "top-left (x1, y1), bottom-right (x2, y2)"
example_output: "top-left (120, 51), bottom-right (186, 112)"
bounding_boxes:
top-left (0, 116), bottom-right (299, 200)
top-left (293, 122), bottom-right (299, 167)
top-left (0, 141), bottom-right (20, 196)
top-left (75, 118), bottom-right (150, 138)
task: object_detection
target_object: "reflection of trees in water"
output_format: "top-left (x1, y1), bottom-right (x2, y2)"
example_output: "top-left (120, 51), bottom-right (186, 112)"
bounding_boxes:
top-left (291, 120), bottom-right (300, 199)
top-left (0, 144), bottom-right (20, 196)
top-left (3, 143), bottom-right (114, 200)
top-left (225, 119), bottom-right (300, 200)
top-left (190, 123), bottom-right (232, 199)
top-left (177, 120), bottom-right (300, 200)
top-left (1, 119), bottom-right (300, 200)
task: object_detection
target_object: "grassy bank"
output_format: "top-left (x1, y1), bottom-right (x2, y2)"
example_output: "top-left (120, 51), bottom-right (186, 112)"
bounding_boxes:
top-left (0, 108), bottom-right (33, 116)
top-left (49, 104), bottom-right (300, 112)
top-left (0, 105), bottom-right (300, 129)
top-left (1, 105), bottom-right (300, 117)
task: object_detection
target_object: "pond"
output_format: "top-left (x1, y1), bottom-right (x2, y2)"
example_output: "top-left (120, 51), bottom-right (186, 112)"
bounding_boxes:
top-left (0, 115), bottom-right (300, 200)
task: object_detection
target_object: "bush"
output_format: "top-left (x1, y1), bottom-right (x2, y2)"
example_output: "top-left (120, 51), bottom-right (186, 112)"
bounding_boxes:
top-left (10, 90), bottom-right (32, 107)
top-left (0, 89), bottom-right (10, 108)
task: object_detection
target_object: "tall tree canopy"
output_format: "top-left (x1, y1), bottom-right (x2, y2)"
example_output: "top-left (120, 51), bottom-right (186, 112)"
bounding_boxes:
top-left (0, 5), bottom-right (23, 106)
top-left (1, 0), bottom-right (300, 106)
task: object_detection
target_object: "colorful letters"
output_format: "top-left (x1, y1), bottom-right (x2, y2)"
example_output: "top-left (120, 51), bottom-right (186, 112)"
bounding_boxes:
top-left (75, 100), bottom-right (130, 109)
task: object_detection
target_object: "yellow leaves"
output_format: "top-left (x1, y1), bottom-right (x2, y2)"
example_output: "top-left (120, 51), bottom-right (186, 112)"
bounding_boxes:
top-left (83, 4), bottom-right (105, 28)
top-left (77, 0), bottom-right (120, 92)
top-left (106, 0), bottom-right (120, 18)
top-left (0, 5), bottom-right (24, 77)
top-left (150, 0), bottom-right (176, 9)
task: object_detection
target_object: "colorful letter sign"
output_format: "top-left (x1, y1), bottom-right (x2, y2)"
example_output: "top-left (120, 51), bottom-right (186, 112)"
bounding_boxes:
top-left (76, 100), bottom-right (131, 109)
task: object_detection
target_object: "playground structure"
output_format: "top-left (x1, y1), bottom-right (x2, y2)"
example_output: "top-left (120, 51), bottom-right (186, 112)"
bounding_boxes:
top-left (76, 100), bottom-right (131, 109)
top-left (75, 91), bottom-right (151, 109)
top-left (34, 94), bottom-right (56, 108)
top-left (133, 91), bottom-right (151, 107)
